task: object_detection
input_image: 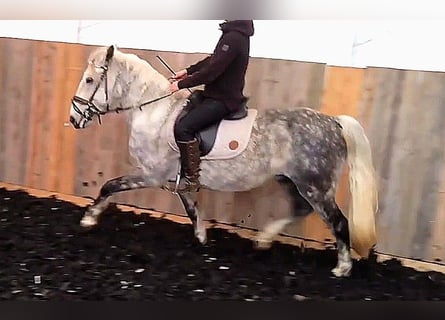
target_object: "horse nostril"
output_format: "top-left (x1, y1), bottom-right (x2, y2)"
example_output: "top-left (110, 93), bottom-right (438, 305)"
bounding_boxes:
top-left (69, 116), bottom-right (80, 129)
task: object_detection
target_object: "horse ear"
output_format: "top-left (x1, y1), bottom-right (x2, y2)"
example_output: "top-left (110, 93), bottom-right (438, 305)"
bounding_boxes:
top-left (105, 45), bottom-right (115, 62)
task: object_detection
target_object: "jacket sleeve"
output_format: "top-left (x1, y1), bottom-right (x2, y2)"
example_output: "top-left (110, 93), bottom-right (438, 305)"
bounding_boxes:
top-left (186, 56), bottom-right (211, 75)
top-left (178, 32), bottom-right (241, 89)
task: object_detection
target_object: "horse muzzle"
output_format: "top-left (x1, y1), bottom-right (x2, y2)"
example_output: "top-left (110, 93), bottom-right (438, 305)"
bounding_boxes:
top-left (69, 115), bottom-right (81, 129)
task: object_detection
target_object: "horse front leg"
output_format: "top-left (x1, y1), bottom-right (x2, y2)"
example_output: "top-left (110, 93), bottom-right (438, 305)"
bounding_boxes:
top-left (80, 175), bottom-right (154, 228)
top-left (177, 192), bottom-right (207, 244)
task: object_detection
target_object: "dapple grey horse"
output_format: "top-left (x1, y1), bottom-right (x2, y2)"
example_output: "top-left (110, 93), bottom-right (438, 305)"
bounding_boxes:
top-left (69, 45), bottom-right (378, 277)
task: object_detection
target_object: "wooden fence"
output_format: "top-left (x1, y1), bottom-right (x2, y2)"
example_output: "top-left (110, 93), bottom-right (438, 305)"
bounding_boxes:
top-left (0, 37), bottom-right (444, 264)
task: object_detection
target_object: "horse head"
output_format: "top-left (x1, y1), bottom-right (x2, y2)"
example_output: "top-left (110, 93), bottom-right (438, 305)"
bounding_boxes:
top-left (69, 45), bottom-right (119, 129)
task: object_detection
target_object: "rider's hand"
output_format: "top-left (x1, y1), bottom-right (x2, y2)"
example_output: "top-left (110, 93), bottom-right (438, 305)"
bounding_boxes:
top-left (171, 69), bottom-right (187, 81)
top-left (169, 81), bottom-right (180, 93)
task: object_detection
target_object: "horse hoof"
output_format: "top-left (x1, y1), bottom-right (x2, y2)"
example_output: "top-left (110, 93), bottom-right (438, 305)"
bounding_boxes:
top-left (196, 233), bottom-right (207, 245)
top-left (195, 229), bottom-right (207, 245)
top-left (80, 215), bottom-right (98, 228)
top-left (254, 239), bottom-right (272, 250)
top-left (331, 265), bottom-right (352, 278)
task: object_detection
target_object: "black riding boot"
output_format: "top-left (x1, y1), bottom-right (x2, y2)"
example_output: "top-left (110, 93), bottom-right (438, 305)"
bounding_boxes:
top-left (177, 139), bottom-right (201, 192)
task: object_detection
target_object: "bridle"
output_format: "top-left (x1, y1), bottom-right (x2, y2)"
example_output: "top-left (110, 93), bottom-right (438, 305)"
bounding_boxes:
top-left (71, 50), bottom-right (172, 126)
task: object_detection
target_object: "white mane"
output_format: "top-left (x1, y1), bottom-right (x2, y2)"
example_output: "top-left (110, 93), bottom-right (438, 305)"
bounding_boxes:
top-left (89, 46), bottom-right (186, 116)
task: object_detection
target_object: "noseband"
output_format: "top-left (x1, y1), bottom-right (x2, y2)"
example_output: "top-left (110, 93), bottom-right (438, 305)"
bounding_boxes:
top-left (71, 53), bottom-right (112, 125)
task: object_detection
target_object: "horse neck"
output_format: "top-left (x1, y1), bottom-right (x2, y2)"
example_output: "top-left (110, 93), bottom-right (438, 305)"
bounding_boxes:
top-left (117, 55), bottom-right (185, 133)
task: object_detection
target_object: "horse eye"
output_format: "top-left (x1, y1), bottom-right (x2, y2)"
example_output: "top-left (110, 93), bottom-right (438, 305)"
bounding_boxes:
top-left (86, 77), bottom-right (94, 84)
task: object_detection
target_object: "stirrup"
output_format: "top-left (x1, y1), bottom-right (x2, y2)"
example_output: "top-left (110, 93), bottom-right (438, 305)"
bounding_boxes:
top-left (163, 179), bottom-right (199, 194)
top-left (162, 162), bottom-right (200, 194)
top-left (176, 177), bottom-right (200, 193)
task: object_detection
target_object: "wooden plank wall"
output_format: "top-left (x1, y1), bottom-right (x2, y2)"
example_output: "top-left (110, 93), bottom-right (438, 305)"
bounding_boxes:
top-left (0, 37), bottom-right (444, 264)
top-left (362, 68), bottom-right (445, 262)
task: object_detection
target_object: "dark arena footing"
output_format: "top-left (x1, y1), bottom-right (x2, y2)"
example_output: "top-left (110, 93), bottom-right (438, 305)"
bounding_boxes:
top-left (0, 187), bottom-right (445, 301)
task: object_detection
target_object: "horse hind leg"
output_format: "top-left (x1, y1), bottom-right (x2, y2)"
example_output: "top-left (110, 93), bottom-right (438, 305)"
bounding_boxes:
top-left (287, 177), bottom-right (352, 277)
top-left (303, 187), bottom-right (352, 277)
top-left (177, 192), bottom-right (207, 244)
top-left (254, 175), bottom-right (314, 249)
top-left (255, 217), bottom-right (295, 249)
top-left (319, 199), bottom-right (352, 277)
top-left (80, 175), bottom-right (152, 228)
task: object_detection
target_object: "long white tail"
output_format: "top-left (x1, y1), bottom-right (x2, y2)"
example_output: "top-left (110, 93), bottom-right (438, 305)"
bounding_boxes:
top-left (336, 115), bottom-right (378, 258)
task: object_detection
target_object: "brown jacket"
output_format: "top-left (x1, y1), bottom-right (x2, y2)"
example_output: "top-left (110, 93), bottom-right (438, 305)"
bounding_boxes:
top-left (178, 20), bottom-right (254, 112)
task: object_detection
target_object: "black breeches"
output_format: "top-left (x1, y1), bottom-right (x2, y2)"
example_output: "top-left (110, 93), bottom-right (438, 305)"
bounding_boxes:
top-left (174, 98), bottom-right (230, 142)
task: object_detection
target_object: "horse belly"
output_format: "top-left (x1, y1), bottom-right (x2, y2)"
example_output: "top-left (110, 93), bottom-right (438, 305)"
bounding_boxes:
top-left (200, 170), bottom-right (271, 192)
top-left (199, 155), bottom-right (277, 192)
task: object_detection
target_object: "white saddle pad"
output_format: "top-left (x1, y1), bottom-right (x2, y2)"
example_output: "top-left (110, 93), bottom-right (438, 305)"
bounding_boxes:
top-left (166, 109), bottom-right (258, 160)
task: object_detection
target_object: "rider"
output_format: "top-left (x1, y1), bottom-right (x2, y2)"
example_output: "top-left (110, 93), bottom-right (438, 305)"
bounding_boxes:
top-left (169, 20), bottom-right (254, 192)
